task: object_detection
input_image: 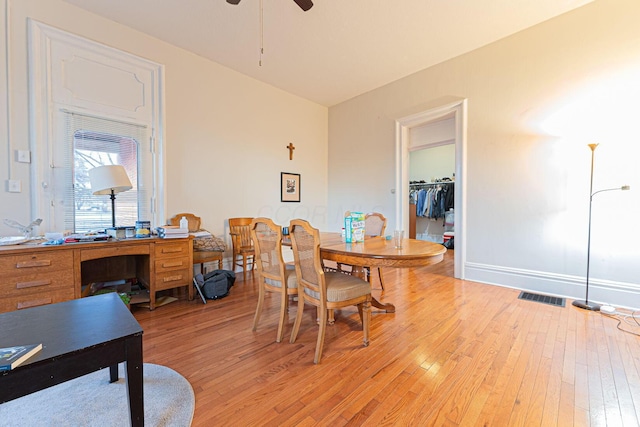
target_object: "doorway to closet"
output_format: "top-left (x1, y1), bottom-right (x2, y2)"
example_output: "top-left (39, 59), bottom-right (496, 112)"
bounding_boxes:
top-left (409, 122), bottom-right (455, 244)
top-left (395, 100), bottom-right (466, 279)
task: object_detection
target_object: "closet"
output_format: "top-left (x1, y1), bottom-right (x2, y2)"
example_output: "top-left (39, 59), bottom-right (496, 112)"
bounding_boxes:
top-left (409, 181), bottom-right (454, 242)
top-left (408, 118), bottom-right (455, 244)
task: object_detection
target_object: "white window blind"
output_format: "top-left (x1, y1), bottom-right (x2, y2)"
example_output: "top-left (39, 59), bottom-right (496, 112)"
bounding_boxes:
top-left (59, 111), bottom-right (152, 232)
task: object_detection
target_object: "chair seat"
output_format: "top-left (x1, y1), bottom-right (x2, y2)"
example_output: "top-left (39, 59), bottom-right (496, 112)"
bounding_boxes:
top-left (264, 264), bottom-right (297, 289)
top-left (193, 250), bottom-right (224, 273)
top-left (193, 250), bottom-right (223, 262)
top-left (303, 271), bottom-right (371, 302)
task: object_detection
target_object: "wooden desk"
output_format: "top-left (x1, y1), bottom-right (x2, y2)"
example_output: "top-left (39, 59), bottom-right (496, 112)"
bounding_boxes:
top-left (0, 293), bottom-right (144, 426)
top-left (0, 237), bottom-right (193, 313)
top-left (319, 234), bottom-right (446, 312)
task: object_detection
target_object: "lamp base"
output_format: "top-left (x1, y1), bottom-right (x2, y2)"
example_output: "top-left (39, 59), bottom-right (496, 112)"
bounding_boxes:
top-left (572, 300), bottom-right (601, 311)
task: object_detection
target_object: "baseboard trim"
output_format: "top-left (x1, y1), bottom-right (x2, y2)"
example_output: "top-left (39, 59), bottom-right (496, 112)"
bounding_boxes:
top-left (464, 262), bottom-right (640, 310)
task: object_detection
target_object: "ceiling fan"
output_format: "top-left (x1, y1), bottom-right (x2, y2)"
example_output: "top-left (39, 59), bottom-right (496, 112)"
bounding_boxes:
top-left (226, 0), bottom-right (313, 12)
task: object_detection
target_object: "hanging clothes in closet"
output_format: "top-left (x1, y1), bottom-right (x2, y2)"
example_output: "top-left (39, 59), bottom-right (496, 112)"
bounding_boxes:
top-left (410, 182), bottom-right (454, 219)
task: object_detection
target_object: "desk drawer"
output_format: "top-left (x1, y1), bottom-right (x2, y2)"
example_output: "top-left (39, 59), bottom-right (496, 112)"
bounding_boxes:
top-left (155, 255), bottom-right (190, 273)
top-left (0, 287), bottom-right (75, 313)
top-left (155, 241), bottom-right (189, 258)
top-left (155, 268), bottom-right (190, 291)
top-left (0, 250), bottom-right (73, 273)
top-left (2, 270), bottom-right (75, 297)
top-left (80, 244), bottom-right (150, 262)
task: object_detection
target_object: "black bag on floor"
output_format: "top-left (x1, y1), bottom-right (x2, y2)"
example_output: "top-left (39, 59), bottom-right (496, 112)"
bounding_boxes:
top-left (194, 270), bottom-right (235, 300)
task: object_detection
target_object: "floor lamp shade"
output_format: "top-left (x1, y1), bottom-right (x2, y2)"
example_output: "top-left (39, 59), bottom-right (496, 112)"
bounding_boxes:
top-left (88, 165), bottom-right (133, 228)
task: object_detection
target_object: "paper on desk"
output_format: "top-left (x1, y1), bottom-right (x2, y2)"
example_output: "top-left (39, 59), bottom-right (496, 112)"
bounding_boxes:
top-left (190, 231), bottom-right (212, 238)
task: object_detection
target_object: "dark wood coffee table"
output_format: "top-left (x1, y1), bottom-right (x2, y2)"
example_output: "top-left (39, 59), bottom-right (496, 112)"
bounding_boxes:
top-left (0, 293), bottom-right (144, 426)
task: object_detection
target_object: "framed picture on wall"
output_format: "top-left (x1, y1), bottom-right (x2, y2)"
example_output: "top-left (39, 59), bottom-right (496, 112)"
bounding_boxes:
top-left (281, 172), bottom-right (301, 202)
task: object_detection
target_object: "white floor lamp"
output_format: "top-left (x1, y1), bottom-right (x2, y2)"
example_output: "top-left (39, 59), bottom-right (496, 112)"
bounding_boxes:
top-left (572, 143), bottom-right (630, 311)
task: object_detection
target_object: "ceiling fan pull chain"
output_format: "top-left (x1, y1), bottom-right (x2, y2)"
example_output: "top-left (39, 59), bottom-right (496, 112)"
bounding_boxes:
top-left (259, 0), bottom-right (264, 66)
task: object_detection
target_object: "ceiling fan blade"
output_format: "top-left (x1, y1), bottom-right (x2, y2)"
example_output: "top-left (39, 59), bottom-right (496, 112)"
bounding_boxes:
top-left (293, 0), bottom-right (313, 11)
top-left (226, 0), bottom-right (241, 4)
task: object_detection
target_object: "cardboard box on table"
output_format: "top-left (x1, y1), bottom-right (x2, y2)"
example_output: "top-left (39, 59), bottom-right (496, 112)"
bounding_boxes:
top-left (344, 211), bottom-right (365, 243)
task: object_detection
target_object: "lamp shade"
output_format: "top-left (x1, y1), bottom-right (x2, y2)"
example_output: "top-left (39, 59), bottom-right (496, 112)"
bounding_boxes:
top-left (88, 165), bottom-right (133, 195)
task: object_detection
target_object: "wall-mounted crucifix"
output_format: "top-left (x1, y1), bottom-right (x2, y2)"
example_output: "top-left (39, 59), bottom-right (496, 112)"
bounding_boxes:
top-left (286, 143), bottom-right (295, 160)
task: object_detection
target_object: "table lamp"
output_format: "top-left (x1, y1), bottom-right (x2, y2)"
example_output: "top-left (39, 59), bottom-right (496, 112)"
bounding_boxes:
top-left (88, 165), bottom-right (133, 228)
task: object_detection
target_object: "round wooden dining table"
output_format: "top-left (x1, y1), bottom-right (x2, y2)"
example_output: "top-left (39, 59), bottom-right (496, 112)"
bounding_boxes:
top-left (319, 233), bottom-right (447, 313)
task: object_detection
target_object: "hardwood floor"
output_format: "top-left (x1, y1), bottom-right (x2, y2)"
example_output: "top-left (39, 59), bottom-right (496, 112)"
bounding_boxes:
top-left (132, 251), bottom-right (640, 426)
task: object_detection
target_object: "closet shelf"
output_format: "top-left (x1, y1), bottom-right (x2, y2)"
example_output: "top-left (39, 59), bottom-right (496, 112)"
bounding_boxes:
top-left (409, 181), bottom-right (454, 187)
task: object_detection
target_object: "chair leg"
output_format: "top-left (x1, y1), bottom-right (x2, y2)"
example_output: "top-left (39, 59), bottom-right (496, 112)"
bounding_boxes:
top-left (362, 300), bottom-right (371, 347)
top-left (289, 295), bottom-right (305, 344)
top-left (242, 255), bottom-right (247, 282)
top-left (233, 253), bottom-right (239, 273)
top-left (276, 290), bottom-right (288, 343)
top-left (252, 283), bottom-right (265, 332)
top-left (377, 267), bottom-right (385, 290)
top-left (314, 304), bottom-right (328, 364)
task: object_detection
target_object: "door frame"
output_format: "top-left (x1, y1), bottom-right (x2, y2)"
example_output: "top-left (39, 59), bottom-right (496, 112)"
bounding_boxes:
top-left (395, 99), bottom-right (467, 278)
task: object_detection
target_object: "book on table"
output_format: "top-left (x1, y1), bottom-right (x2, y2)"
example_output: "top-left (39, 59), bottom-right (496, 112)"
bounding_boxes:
top-left (0, 343), bottom-right (43, 371)
top-left (156, 226), bottom-right (189, 238)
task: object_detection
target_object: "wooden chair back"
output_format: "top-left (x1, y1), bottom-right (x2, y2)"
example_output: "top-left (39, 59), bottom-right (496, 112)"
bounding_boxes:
top-left (229, 217), bottom-right (254, 250)
top-left (364, 212), bottom-right (387, 237)
top-left (251, 218), bottom-right (285, 283)
top-left (229, 217), bottom-right (255, 281)
top-left (169, 213), bottom-right (201, 232)
top-left (289, 219), bottom-right (325, 305)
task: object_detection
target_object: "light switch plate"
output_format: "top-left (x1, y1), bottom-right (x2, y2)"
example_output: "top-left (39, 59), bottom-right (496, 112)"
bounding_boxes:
top-left (8, 179), bottom-right (21, 193)
top-left (17, 150), bottom-right (31, 163)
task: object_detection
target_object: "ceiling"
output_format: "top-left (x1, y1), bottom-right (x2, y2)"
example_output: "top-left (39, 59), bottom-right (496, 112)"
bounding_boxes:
top-left (61, 0), bottom-right (593, 107)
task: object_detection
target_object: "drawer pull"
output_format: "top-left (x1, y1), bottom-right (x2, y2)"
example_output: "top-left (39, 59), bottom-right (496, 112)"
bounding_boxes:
top-left (17, 298), bottom-right (52, 310)
top-left (161, 248), bottom-right (184, 254)
top-left (16, 260), bottom-right (52, 268)
top-left (162, 261), bottom-right (184, 268)
top-left (16, 279), bottom-right (52, 289)
top-left (163, 275), bottom-right (183, 283)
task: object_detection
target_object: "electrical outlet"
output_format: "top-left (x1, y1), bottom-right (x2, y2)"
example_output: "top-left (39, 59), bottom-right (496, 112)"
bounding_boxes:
top-left (8, 179), bottom-right (21, 193)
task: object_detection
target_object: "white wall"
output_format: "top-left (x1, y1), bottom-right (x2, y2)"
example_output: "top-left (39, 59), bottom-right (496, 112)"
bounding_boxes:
top-left (409, 145), bottom-right (455, 182)
top-left (328, 0), bottom-right (640, 308)
top-left (0, 0), bottom-right (328, 251)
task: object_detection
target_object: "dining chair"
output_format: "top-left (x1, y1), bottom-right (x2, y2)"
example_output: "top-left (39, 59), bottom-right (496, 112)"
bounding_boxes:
top-left (250, 218), bottom-right (298, 342)
top-left (229, 217), bottom-right (255, 282)
top-left (365, 212), bottom-right (387, 290)
top-left (289, 219), bottom-right (371, 364)
top-left (169, 212), bottom-right (223, 274)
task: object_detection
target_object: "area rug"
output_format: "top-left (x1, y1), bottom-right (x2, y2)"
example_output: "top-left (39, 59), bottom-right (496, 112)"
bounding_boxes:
top-left (0, 363), bottom-right (194, 427)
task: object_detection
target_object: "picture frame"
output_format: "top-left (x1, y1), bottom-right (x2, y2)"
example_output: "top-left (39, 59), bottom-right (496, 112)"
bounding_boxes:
top-left (281, 172), bottom-right (301, 202)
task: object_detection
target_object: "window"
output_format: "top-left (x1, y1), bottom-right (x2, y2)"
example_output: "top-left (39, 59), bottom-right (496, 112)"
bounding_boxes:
top-left (60, 111), bottom-right (152, 232)
top-left (29, 20), bottom-right (164, 233)
top-left (73, 130), bottom-right (139, 232)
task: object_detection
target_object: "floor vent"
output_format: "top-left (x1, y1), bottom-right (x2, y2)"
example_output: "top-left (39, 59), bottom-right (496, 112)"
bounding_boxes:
top-left (518, 291), bottom-right (565, 307)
